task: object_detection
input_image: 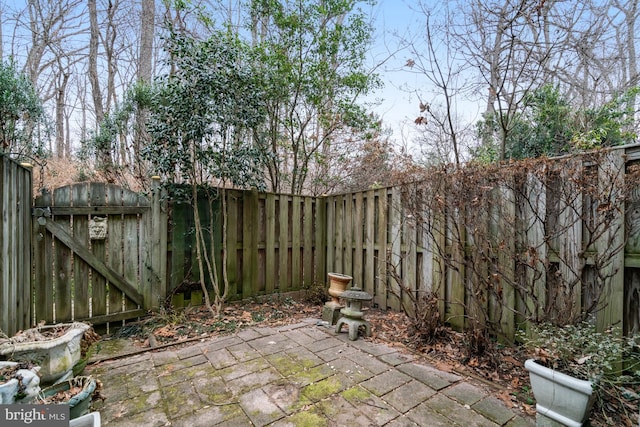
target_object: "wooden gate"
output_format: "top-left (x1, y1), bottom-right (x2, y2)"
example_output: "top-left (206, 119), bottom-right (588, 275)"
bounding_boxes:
top-left (32, 180), bottom-right (167, 326)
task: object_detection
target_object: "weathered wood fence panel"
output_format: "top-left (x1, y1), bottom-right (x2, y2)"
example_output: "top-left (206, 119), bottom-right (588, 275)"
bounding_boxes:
top-left (0, 156), bottom-right (32, 336)
top-left (324, 146), bottom-right (640, 339)
top-left (32, 180), bottom-right (166, 326)
top-left (167, 190), bottom-right (324, 301)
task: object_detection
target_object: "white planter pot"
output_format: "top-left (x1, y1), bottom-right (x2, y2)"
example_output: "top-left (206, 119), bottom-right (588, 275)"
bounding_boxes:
top-left (0, 361), bottom-right (41, 403)
top-left (525, 359), bottom-right (595, 427)
top-left (0, 323), bottom-right (90, 384)
top-left (70, 412), bottom-right (101, 427)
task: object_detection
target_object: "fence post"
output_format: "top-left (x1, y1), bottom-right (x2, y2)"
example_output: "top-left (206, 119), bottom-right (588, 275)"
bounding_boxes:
top-left (149, 176), bottom-right (167, 310)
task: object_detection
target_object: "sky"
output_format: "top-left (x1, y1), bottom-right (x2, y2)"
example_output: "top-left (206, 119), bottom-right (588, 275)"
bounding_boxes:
top-left (366, 0), bottom-right (429, 146)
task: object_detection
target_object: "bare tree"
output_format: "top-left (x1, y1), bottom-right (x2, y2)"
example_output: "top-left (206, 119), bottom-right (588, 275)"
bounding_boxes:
top-left (405, 5), bottom-right (476, 166)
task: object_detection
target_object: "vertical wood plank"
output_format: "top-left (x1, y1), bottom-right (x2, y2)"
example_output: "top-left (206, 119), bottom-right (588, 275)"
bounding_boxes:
top-left (72, 184), bottom-right (90, 319)
top-left (335, 195), bottom-right (344, 273)
top-left (524, 171), bottom-right (547, 323)
top-left (343, 194), bottom-right (352, 275)
top-left (168, 201), bottom-right (187, 293)
top-left (558, 159), bottom-right (583, 322)
top-left (1, 158), bottom-right (14, 333)
top-left (597, 152), bottom-right (625, 331)
top-left (33, 190), bottom-right (53, 324)
top-left (303, 196), bottom-right (313, 287)
top-left (122, 190), bottom-right (141, 312)
top-left (291, 195), bottom-right (301, 289)
top-left (90, 183), bottom-right (107, 318)
top-left (242, 191), bottom-right (259, 298)
top-left (226, 190), bottom-right (239, 299)
top-left (388, 188), bottom-right (401, 310)
top-left (498, 184), bottom-right (516, 341)
top-left (404, 186), bottom-right (418, 318)
top-left (265, 194), bottom-right (276, 294)
top-left (448, 209), bottom-right (466, 330)
top-left (18, 163), bottom-right (32, 330)
top-left (107, 185), bottom-right (124, 317)
top-left (278, 194), bottom-right (289, 292)
top-left (353, 192), bottom-right (364, 287)
top-left (374, 189), bottom-right (388, 309)
top-left (364, 190), bottom-right (375, 296)
top-left (314, 197), bottom-right (327, 287)
top-left (53, 186), bottom-right (72, 322)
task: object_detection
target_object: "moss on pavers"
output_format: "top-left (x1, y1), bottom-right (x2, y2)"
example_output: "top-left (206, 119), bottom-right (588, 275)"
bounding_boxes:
top-left (341, 386), bottom-right (400, 425)
top-left (88, 338), bottom-right (129, 361)
top-left (301, 375), bottom-right (349, 402)
top-left (267, 353), bottom-right (317, 377)
top-left (443, 381), bottom-right (487, 406)
top-left (283, 346), bottom-right (324, 367)
top-left (285, 410), bottom-right (328, 427)
top-left (217, 357), bottom-right (270, 382)
top-left (360, 369), bottom-right (411, 397)
top-left (192, 375), bottom-right (235, 405)
top-left (342, 385), bottom-right (374, 403)
top-left (226, 368), bottom-right (281, 396)
top-left (162, 380), bottom-right (204, 419)
top-left (311, 395), bottom-right (373, 426)
top-left (472, 396), bottom-right (519, 426)
top-left (157, 363), bottom-right (214, 387)
top-left (382, 379), bottom-right (437, 413)
top-left (126, 374), bottom-right (160, 397)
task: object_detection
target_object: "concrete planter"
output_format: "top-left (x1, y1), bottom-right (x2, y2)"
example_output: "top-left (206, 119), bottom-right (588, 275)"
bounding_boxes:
top-left (40, 376), bottom-right (97, 419)
top-left (525, 359), bottom-right (595, 427)
top-left (0, 361), bottom-right (41, 403)
top-left (70, 412), bottom-right (101, 427)
top-left (0, 322), bottom-right (90, 384)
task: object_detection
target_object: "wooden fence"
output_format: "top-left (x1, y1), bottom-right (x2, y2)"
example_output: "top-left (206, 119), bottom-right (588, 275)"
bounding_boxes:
top-left (0, 156), bottom-right (32, 336)
top-left (3, 146), bottom-right (640, 339)
top-left (324, 145), bottom-right (640, 340)
top-left (32, 180), bottom-right (167, 326)
top-left (167, 189), bottom-right (325, 303)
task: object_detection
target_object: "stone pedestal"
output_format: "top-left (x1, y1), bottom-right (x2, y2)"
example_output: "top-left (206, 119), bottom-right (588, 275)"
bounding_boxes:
top-left (322, 303), bottom-right (343, 325)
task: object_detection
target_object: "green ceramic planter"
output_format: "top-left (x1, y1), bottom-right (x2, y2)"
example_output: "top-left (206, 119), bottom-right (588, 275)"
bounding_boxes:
top-left (40, 376), bottom-right (97, 419)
